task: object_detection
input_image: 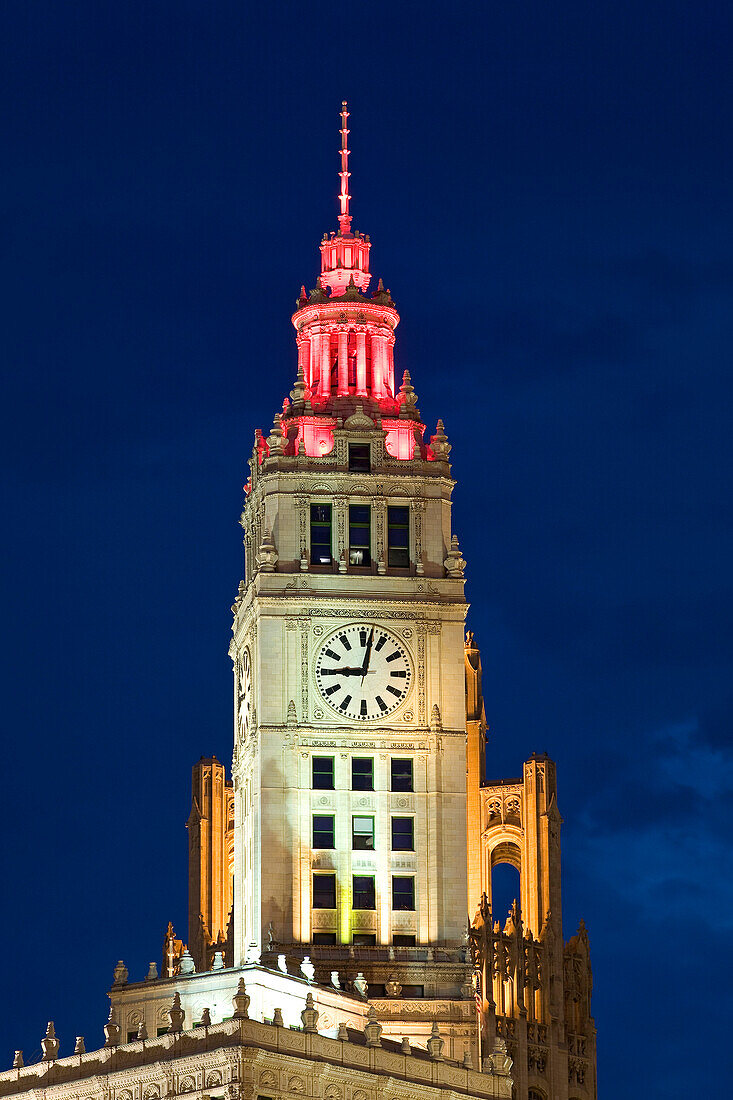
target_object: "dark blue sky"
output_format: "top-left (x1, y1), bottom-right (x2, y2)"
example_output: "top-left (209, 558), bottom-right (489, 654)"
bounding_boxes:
top-left (1, 1), bottom-right (731, 1093)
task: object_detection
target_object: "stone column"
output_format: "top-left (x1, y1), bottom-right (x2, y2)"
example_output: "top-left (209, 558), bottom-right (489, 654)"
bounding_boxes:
top-left (320, 330), bottom-right (331, 397)
top-left (356, 329), bottom-right (368, 394)
top-left (337, 328), bottom-right (349, 394)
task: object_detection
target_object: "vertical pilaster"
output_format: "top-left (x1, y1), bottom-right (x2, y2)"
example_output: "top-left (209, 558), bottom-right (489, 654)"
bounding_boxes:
top-left (320, 330), bottom-right (331, 397)
top-left (356, 329), bottom-right (367, 394)
top-left (337, 328), bottom-right (349, 394)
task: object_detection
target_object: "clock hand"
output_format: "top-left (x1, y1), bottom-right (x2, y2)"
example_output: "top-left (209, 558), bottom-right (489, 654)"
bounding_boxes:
top-left (321, 667), bottom-right (369, 676)
top-left (361, 628), bottom-right (375, 684)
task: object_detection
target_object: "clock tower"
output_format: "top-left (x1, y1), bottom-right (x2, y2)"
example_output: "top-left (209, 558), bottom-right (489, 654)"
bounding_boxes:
top-left (231, 104), bottom-right (470, 1001)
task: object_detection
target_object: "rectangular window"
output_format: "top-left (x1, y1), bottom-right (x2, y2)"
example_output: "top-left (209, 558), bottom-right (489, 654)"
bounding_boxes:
top-left (401, 984), bottom-right (424, 997)
top-left (349, 504), bottom-right (371, 566)
top-left (353, 875), bottom-right (376, 909)
top-left (393, 934), bottom-right (416, 946)
top-left (387, 506), bottom-right (410, 568)
top-left (310, 503), bottom-right (333, 565)
top-left (352, 757), bottom-right (374, 791)
top-left (312, 814), bottom-right (335, 848)
top-left (352, 933), bottom-right (376, 946)
top-left (157, 1028), bottom-right (168, 1037)
top-left (352, 875), bottom-right (376, 910)
top-left (391, 816), bottom-right (414, 851)
top-left (313, 932), bottom-right (337, 945)
top-left (348, 443), bottom-right (370, 472)
top-left (390, 757), bottom-right (413, 792)
top-left (127, 1031), bottom-right (138, 1043)
top-left (392, 876), bottom-right (415, 910)
top-left (312, 756), bottom-right (335, 790)
top-left (313, 873), bottom-right (337, 909)
top-left (352, 815), bottom-right (375, 850)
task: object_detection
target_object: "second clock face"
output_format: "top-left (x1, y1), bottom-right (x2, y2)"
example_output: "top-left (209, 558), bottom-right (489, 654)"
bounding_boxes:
top-left (314, 624), bottom-right (412, 721)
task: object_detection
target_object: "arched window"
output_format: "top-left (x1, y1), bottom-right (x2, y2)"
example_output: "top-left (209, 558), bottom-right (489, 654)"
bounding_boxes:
top-left (490, 840), bottom-right (521, 925)
top-left (528, 1090), bottom-right (546, 1100)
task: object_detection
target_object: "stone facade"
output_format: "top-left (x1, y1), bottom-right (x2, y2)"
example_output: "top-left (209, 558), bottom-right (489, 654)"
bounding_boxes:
top-left (0, 1013), bottom-right (513, 1100)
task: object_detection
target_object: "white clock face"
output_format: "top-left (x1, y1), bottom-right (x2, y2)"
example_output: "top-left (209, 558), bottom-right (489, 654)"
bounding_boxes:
top-left (237, 649), bottom-right (251, 739)
top-left (314, 624), bottom-right (412, 721)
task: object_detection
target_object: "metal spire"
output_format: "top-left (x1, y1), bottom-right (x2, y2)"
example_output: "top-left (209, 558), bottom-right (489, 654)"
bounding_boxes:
top-left (338, 100), bottom-right (351, 235)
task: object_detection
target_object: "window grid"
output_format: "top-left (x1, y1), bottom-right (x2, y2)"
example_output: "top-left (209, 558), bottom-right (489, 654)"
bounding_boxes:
top-left (390, 757), bottom-right (413, 792)
top-left (352, 757), bottom-right (374, 791)
top-left (352, 815), bottom-right (375, 850)
top-left (392, 875), bottom-right (415, 911)
top-left (313, 873), bottom-right (337, 909)
top-left (312, 756), bottom-right (335, 790)
top-left (349, 504), bottom-right (371, 566)
top-left (387, 506), bottom-right (410, 568)
top-left (391, 816), bottom-right (414, 851)
top-left (353, 874), bottom-right (376, 910)
top-left (312, 814), bottom-right (335, 849)
top-left (310, 503), bottom-right (332, 565)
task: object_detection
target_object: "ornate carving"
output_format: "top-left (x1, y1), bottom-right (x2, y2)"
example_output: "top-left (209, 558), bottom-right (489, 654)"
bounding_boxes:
top-left (300, 621), bottom-right (309, 719)
top-left (417, 629), bottom-right (426, 725)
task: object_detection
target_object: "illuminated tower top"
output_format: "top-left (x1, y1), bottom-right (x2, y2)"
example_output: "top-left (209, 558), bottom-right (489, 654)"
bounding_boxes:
top-left (251, 100), bottom-right (444, 468)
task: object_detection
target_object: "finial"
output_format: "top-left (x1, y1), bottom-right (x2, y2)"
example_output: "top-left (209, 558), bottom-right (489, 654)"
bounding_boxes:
top-left (12, 1051), bottom-right (23, 1069)
top-left (167, 992), bottom-right (184, 1034)
top-left (232, 977), bottom-right (250, 1019)
top-left (301, 992), bottom-right (319, 1033)
top-left (427, 1020), bottom-right (444, 1061)
top-left (104, 1006), bottom-right (120, 1047)
top-left (363, 1005), bottom-right (382, 1047)
top-left (41, 1022), bottom-right (59, 1062)
top-left (74, 1036), bottom-right (85, 1054)
top-left (338, 101), bottom-right (352, 235)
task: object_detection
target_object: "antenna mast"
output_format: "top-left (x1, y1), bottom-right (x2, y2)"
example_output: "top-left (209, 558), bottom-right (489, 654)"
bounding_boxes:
top-left (338, 100), bottom-right (352, 235)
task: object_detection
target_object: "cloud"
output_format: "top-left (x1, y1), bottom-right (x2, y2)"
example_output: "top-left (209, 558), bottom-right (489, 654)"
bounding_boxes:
top-left (573, 719), bottom-right (733, 931)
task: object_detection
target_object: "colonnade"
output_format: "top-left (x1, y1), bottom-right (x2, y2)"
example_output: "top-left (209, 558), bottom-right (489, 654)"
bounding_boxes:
top-left (296, 326), bottom-right (395, 399)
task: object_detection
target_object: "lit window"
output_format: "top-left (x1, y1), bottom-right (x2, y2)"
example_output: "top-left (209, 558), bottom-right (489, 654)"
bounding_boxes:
top-left (353, 815), bottom-right (375, 850)
top-left (390, 757), bottom-right (413, 792)
top-left (349, 504), bottom-right (371, 565)
top-left (310, 503), bottom-right (332, 564)
top-left (392, 876), bottom-right (415, 911)
top-left (391, 817), bottom-right (414, 851)
top-left (313, 815), bottom-right (335, 848)
top-left (352, 757), bottom-right (373, 790)
top-left (353, 875), bottom-right (376, 909)
top-left (313, 874), bottom-right (336, 909)
top-left (313, 757), bottom-right (335, 790)
top-left (387, 506), bottom-right (409, 568)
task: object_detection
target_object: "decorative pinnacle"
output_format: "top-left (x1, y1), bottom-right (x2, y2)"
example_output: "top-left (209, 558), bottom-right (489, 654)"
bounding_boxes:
top-left (338, 101), bottom-right (352, 235)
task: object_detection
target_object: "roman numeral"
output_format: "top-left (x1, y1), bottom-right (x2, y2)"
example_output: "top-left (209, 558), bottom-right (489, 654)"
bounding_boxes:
top-left (359, 629), bottom-right (367, 646)
top-left (324, 684), bottom-right (340, 696)
top-left (386, 651), bottom-right (401, 663)
top-left (324, 648), bottom-right (340, 660)
top-left (339, 695), bottom-right (352, 711)
top-left (375, 695), bottom-right (388, 712)
top-left (340, 634), bottom-right (352, 651)
top-left (390, 670), bottom-right (407, 678)
top-left (386, 684), bottom-right (401, 697)
top-left (320, 669), bottom-right (341, 676)
top-left (375, 635), bottom-right (387, 652)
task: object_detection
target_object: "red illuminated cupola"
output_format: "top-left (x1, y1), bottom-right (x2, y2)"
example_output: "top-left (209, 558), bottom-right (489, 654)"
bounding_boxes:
top-left (289, 103), bottom-right (406, 420)
top-left (245, 102), bottom-right (444, 470)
